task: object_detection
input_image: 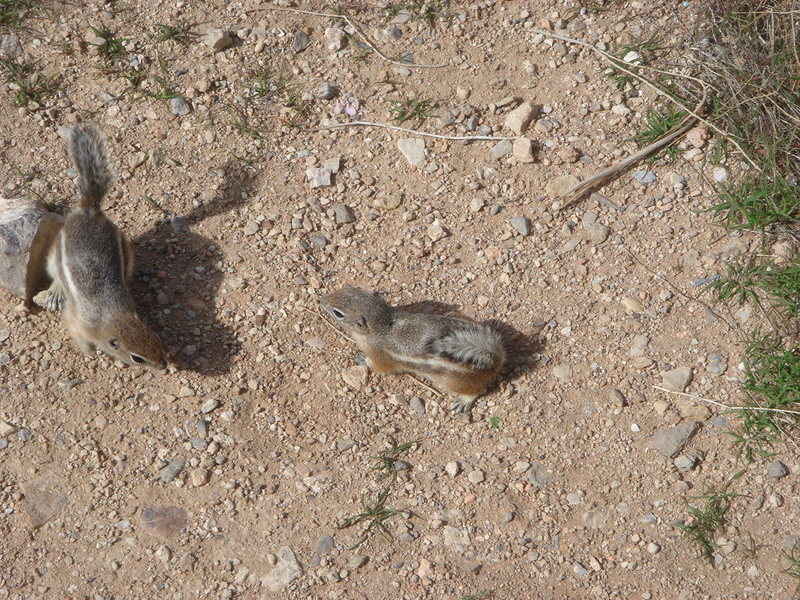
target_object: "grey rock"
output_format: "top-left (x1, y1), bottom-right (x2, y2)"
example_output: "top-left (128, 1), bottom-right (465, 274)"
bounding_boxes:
top-left (159, 458), bottom-right (186, 483)
top-left (490, 140), bottom-right (513, 159)
top-left (200, 398), bottom-right (220, 413)
top-left (309, 235), bottom-right (329, 248)
top-left (325, 27), bottom-right (346, 51)
top-left (262, 546), bottom-right (303, 591)
top-left (21, 476), bottom-right (69, 528)
top-left (190, 437), bottom-right (208, 450)
top-left (170, 97), bottom-right (191, 116)
top-left (243, 219), bottom-right (259, 236)
top-left (674, 455), bottom-right (697, 471)
top-left (661, 367), bottom-right (693, 392)
top-left (306, 167), bottom-right (332, 188)
top-left (316, 82), bottom-right (339, 100)
top-left (708, 353), bottom-right (728, 376)
top-left (348, 555), bottom-right (368, 569)
top-left (333, 204), bottom-right (355, 224)
top-left (767, 460), bottom-right (789, 479)
top-left (712, 415), bottom-right (730, 429)
top-left (526, 462), bottom-right (551, 488)
top-left (203, 29), bottom-right (232, 52)
top-left (171, 216), bottom-right (186, 234)
top-left (1, 34), bottom-right (23, 58)
top-left (314, 535), bottom-right (335, 555)
top-left (648, 422), bottom-right (700, 458)
top-left (292, 30), bottom-right (310, 53)
top-left (398, 138), bottom-right (426, 166)
top-left (504, 101), bottom-right (536, 135)
top-left (510, 216), bottom-right (531, 236)
top-left (0, 197), bottom-right (63, 304)
top-left (582, 508), bottom-right (608, 529)
top-left (692, 274), bottom-right (720, 287)
top-left (322, 155), bottom-right (342, 173)
top-left (633, 170), bottom-right (657, 186)
top-left (337, 439), bottom-right (356, 452)
top-left (442, 525), bottom-right (470, 553)
top-left (410, 396), bottom-right (425, 415)
top-left (573, 562), bottom-right (589, 576)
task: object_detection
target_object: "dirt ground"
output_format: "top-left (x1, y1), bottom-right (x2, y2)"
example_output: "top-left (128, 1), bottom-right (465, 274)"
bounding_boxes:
top-left (0, 1), bottom-right (798, 599)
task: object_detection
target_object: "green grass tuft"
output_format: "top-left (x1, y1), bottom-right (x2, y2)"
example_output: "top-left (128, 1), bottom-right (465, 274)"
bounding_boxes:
top-left (708, 171), bottom-right (800, 230)
top-left (632, 105), bottom-right (687, 163)
top-left (389, 94), bottom-right (438, 126)
top-left (0, 57), bottom-right (59, 107)
top-left (679, 471), bottom-right (744, 563)
top-left (0, 0), bottom-right (42, 28)
top-left (370, 437), bottom-right (419, 482)
top-left (385, 0), bottom-right (449, 28)
top-left (337, 487), bottom-right (407, 549)
top-left (155, 21), bottom-right (195, 45)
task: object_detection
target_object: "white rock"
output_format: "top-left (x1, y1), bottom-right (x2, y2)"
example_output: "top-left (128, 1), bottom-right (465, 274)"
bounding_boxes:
top-left (262, 547), bottom-right (303, 591)
top-left (306, 167), bottom-right (332, 188)
top-left (398, 138), bottom-right (426, 166)
top-left (545, 174), bottom-right (580, 198)
top-left (325, 27), bottom-right (346, 51)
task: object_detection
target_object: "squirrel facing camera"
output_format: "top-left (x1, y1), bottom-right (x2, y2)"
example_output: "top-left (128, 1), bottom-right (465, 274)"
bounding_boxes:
top-left (44, 123), bottom-right (167, 371)
top-left (321, 286), bottom-right (505, 413)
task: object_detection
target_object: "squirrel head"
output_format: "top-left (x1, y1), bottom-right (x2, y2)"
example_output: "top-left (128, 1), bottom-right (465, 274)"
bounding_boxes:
top-left (99, 313), bottom-right (167, 371)
top-left (321, 286), bottom-right (392, 336)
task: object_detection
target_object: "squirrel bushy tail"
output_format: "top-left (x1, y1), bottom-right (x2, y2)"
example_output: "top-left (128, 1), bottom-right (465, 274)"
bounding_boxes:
top-left (433, 326), bottom-right (505, 370)
top-left (68, 123), bottom-right (112, 210)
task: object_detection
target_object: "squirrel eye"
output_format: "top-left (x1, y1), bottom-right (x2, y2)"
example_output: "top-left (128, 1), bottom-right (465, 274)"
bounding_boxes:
top-left (109, 338), bottom-right (120, 349)
top-left (130, 354), bottom-right (146, 364)
top-left (331, 309), bottom-right (345, 319)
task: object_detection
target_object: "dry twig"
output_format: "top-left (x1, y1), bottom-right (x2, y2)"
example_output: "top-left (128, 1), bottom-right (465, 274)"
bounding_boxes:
top-left (653, 386), bottom-right (800, 417)
top-left (245, 6), bottom-right (447, 69)
top-left (320, 120), bottom-right (518, 141)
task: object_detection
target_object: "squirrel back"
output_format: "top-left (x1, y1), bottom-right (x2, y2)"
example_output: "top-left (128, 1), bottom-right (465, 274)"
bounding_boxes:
top-left (68, 123), bottom-right (113, 210)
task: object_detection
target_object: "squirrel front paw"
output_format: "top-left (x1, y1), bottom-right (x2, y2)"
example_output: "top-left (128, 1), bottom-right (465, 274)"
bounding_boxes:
top-left (44, 282), bottom-right (65, 312)
top-left (353, 353), bottom-right (367, 366)
top-left (449, 395), bottom-right (478, 415)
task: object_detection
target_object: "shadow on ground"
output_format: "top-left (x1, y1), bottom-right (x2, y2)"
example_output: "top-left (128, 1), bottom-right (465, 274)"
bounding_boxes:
top-left (131, 160), bottom-right (260, 376)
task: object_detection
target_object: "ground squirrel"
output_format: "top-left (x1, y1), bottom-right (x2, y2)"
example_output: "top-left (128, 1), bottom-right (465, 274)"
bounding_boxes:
top-left (45, 123), bottom-right (167, 370)
top-left (321, 286), bottom-right (506, 413)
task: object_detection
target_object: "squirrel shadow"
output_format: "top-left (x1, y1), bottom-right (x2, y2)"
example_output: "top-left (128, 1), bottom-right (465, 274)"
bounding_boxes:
top-left (130, 160), bottom-right (258, 376)
top-left (398, 300), bottom-right (542, 384)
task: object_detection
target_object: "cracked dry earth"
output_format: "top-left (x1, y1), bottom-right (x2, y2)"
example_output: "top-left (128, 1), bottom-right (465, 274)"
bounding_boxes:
top-left (0, 1), bottom-right (798, 599)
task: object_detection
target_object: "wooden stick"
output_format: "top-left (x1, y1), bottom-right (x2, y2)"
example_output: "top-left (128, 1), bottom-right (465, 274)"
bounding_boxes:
top-left (529, 28), bottom-right (760, 171)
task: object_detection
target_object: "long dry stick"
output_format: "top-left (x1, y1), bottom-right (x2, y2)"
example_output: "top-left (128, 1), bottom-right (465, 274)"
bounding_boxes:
top-left (529, 28), bottom-right (760, 171)
top-left (652, 386), bottom-right (800, 417)
top-left (321, 120), bottom-right (518, 141)
top-left (554, 88), bottom-right (705, 211)
top-left (245, 6), bottom-right (447, 69)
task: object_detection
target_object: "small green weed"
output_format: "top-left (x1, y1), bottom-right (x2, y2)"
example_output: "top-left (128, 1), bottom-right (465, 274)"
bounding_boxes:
top-left (462, 590), bottom-right (493, 600)
top-left (632, 105), bottom-right (687, 163)
top-left (0, 57), bottom-right (59, 107)
top-left (488, 416), bottom-right (501, 429)
top-left (89, 26), bottom-right (128, 66)
top-left (389, 94), bottom-right (438, 126)
top-left (709, 259), bottom-right (800, 323)
top-left (337, 488), bottom-right (407, 549)
top-left (385, 0), bottom-right (449, 28)
top-left (679, 471), bottom-right (744, 562)
top-left (370, 437), bottom-right (419, 481)
top-left (155, 21), bottom-right (195, 45)
top-left (708, 171), bottom-right (800, 230)
top-left (786, 545), bottom-right (800, 581)
top-left (0, 0), bottom-right (42, 28)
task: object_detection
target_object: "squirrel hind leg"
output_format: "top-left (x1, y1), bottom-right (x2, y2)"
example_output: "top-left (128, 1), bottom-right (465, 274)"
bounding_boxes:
top-left (44, 280), bottom-right (65, 312)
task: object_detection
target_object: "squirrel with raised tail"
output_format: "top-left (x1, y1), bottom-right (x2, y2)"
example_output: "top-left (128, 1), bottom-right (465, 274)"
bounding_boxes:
top-left (45, 123), bottom-right (167, 370)
top-left (321, 286), bottom-right (506, 413)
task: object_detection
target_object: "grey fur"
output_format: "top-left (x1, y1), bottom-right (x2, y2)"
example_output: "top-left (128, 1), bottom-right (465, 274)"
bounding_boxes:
top-left (432, 325), bottom-right (504, 369)
top-left (68, 124), bottom-right (113, 210)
